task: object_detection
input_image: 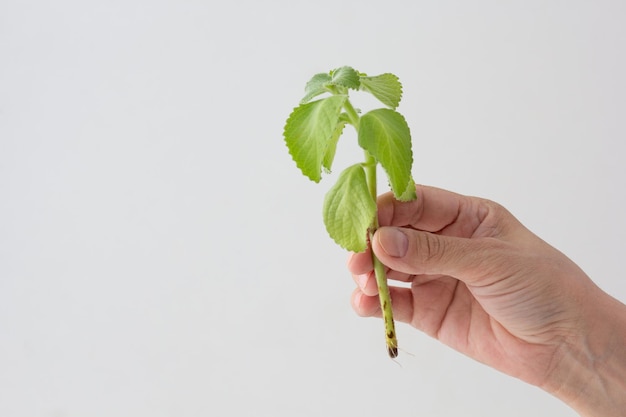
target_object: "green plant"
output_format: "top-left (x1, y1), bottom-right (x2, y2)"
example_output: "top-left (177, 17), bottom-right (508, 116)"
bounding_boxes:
top-left (283, 66), bottom-right (416, 358)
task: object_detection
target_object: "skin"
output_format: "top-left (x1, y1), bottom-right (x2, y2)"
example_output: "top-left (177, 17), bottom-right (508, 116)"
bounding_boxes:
top-left (348, 185), bottom-right (626, 416)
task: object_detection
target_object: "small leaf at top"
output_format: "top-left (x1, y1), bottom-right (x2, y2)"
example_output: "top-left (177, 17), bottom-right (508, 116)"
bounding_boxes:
top-left (359, 108), bottom-right (413, 199)
top-left (330, 66), bottom-right (361, 90)
top-left (323, 164), bottom-right (376, 252)
top-left (301, 72), bottom-right (332, 104)
top-left (284, 95), bottom-right (347, 182)
top-left (359, 73), bottom-right (403, 109)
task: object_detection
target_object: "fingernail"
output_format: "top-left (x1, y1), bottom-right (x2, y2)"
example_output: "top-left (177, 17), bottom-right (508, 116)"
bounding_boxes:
top-left (352, 290), bottom-right (363, 310)
top-left (346, 252), bottom-right (356, 269)
top-left (357, 273), bottom-right (369, 290)
top-left (378, 227), bottom-right (408, 258)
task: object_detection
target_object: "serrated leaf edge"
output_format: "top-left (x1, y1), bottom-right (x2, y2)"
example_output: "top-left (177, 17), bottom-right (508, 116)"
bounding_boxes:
top-left (283, 96), bottom-right (347, 182)
top-left (358, 108), bottom-right (413, 197)
top-left (359, 73), bottom-right (403, 109)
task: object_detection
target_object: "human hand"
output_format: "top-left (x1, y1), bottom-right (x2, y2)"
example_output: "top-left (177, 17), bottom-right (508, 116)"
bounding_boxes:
top-left (348, 185), bottom-right (626, 416)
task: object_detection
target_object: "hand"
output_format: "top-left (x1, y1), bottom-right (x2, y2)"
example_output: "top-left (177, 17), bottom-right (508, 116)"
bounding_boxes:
top-left (347, 185), bottom-right (626, 416)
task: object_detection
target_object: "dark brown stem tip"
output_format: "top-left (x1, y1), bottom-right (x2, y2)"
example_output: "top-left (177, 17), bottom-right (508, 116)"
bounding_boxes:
top-left (387, 346), bottom-right (399, 358)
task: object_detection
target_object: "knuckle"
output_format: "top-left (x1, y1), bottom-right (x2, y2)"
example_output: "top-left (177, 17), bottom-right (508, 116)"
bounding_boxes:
top-left (417, 232), bottom-right (446, 264)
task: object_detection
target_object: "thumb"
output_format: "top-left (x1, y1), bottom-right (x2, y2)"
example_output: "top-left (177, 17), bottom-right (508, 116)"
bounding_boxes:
top-left (372, 226), bottom-right (499, 284)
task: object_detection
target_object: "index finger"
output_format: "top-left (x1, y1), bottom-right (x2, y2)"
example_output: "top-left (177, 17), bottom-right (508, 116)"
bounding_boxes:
top-left (377, 185), bottom-right (487, 238)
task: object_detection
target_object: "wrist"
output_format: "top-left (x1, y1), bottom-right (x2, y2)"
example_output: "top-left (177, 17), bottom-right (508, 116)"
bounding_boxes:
top-left (544, 288), bottom-right (626, 417)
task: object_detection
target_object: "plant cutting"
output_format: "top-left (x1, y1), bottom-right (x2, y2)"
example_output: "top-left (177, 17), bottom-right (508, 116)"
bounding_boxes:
top-left (283, 66), bottom-right (416, 358)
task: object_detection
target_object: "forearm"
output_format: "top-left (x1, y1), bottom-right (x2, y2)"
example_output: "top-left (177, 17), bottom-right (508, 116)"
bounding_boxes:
top-left (546, 288), bottom-right (626, 417)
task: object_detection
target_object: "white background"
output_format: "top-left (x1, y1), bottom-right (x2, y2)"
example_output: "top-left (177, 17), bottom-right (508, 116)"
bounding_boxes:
top-left (1, 1), bottom-right (625, 416)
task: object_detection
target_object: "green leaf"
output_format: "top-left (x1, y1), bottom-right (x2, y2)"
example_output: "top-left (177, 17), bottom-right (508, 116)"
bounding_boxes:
top-left (323, 164), bottom-right (376, 252)
top-left (359, 108), bottom-right (413, 198)
top-left (330, 66), bottom-right (361, 89)
top-left (397, 177), bottom-right (417, 202)
top-left (301, 72), bottom-right (332, 104)
top-left (300, 67), bottom-right (360, 104)
top-left (322, 120), bottom-right (346, 173)
top-left (284, 95), bottom-right (347, 182)
top-left (359, 73), bottom-right (403, 109)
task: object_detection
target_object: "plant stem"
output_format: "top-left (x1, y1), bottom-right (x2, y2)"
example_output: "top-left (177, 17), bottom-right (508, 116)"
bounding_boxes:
top-left (342, 97), bottom-right (398, 358)
top-left (364, 152), bottom-right (399, 358)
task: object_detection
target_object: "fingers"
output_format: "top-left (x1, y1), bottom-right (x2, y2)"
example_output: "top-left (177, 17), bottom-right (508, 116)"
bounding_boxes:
top-left (371, 226), bottom-right (506, 286)
top-left (347, 186), bottom-right (510, 280)
top-left (377, 185), bottom-right (487, 237)
top-left (346, 247), bottom-right (373, 275)
top-left (352, 271), bottom-right (379, 296)
top-left (352, 277), bottom-right (475, 338)
top-left (351, 287), bottom-right (415, 324)
top-left (348, 251), bottom-right (417, 296)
